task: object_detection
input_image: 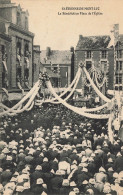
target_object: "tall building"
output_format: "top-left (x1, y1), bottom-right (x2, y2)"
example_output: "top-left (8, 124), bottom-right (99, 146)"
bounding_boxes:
top-left (0, 0), bottom-right (34, 94)
top-left (74, 33), bottom-right (123, 97)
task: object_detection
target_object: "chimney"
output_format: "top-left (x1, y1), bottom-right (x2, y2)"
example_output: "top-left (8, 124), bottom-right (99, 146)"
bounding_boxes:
top-left (70, 47), bottom-right (74, 52)
top-left (79, 35), bottom-right (83, 40)
top-left (46, 47), bottom-right (51, 57)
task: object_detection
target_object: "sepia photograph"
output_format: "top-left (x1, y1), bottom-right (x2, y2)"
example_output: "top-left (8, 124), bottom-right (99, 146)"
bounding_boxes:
top-left (0, 0), bottom-right (123, 194)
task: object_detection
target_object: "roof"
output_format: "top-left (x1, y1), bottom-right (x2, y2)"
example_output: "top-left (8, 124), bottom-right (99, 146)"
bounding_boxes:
top-left (116, 34), bottom-right (123, 48)
top-left (0, 33), bottom-right (11, 41)
top-left (76, 34), bottom-right (123, 50)
top-left (41, 50), bottom-right (72, 64)
top-left (76, 35), bottom-right (111, 50)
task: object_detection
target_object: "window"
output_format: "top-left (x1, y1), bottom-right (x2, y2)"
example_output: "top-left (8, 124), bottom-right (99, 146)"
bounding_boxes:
top-left (101, 61), bottom-right (107, 72)
top-left (25, 17), bottom-right (28, 30)
top-left (116, 50), bottom-right (122, 58)
top-left (24, 41), bottom-right (29, 57)
top-left (17, 12), bottom-right (21, 26)
top-left (116, 61), bottom-right (122, 71)
top-left (115, 74), bottom-right (122, 84)
top-left (86, 61), bottom-right (92, 70)
top-left (53, 67), bottom-right (57, 73)
top-left (16, 38), bottom-right (22, 56)
top-left (86, 51), bottom-right (92, 59)
top-left (101, 50), bottom-right (107, 59)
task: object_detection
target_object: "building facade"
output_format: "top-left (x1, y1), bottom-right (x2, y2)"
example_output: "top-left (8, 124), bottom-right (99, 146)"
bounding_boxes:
top-left (74, 34), bottom-right (123, 97)
top-left (40, 47), bottom-right (74, 88)
top-left (0, 0), bottom-right (34, 94)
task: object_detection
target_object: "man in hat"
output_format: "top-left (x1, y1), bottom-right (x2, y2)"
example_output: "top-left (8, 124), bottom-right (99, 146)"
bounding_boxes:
top-left (50, 170), bottom-right (65, 194)
top-left (105, 158), bottom-right (114, 171)
top-left (114, 150), bottom-right (123, 173)
top-left (30, 165), bottom-right (44, 186)
top-left (107, 167), bottom-right (114, 184)
top-left (49, 158), bottom-right (58, 172)
top-left (84, 178), bottom-right (99, 195)
top-left (74, 167), bottom-right (90, 188)
top-left (88, 157), bottom-right (96, 176)
top-left (1, 169), bottom-right (12, 186)
top-left (59, 179), bottom-right (70, 195)
top-left (31, 178), bottom-right (45, 195)
top-left (42, 157), bottom-right (50, 173)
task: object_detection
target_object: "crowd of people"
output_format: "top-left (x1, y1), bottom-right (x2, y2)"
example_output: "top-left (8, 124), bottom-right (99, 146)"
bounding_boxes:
top-left (0, 104), bottom-right (123, 195)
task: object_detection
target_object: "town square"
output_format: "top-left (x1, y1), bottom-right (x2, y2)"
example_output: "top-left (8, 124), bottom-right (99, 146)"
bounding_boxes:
top-left (0, 0), bottom-right (123, 194)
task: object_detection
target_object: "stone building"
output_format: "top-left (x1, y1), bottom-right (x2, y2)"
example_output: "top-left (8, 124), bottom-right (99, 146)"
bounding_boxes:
top-left (74, 33), bottom-right (123, 97)
top-left (40, 47), bottom-right (74, 88)
top-left (0, 0), bottom-right (34, 93)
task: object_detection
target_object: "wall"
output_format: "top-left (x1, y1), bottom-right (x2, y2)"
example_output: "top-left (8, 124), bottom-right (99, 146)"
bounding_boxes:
top-left (9, 28), bottom-right (33, 88)
top-left (0, 8), bottom-right (12, 22)
top-left (11, 7), bottom-right (17, 24)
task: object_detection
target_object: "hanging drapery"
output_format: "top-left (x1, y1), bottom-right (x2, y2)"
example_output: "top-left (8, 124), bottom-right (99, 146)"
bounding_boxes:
top-left (80, 103), bottom-right (109, 112)
top-left (26, 101), bottom-right (34, 111)
top-left (83, 66), bottom-right (111, 103)
top-left (95, 72), bottom-right (107, 88)
top-left (0, 85), bottom-right (39, 115)
top-left (46, 80), bottom-right (110, 119)
top-left (0, 81), bottom-right (39, 116)
top-left (52, 69), bottom-right (82, 104)
top-left (44, 67), bottom-right (81, 103)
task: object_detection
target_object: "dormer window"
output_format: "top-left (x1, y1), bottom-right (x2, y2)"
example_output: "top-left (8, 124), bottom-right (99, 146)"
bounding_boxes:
top-left (101, 50), bottom-right (107, 59)
top-left (17, 41), bottom-right (21, 56)
top-left (86, 51), bottom-right (92, 59)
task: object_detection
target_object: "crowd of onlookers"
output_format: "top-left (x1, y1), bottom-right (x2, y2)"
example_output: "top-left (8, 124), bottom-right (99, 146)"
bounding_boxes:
top-left (0, 104), bottom-right (123, 195)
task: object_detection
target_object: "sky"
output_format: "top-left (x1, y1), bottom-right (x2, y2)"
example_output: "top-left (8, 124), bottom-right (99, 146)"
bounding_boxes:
top-left (12, 0), bottom-right (123, 50)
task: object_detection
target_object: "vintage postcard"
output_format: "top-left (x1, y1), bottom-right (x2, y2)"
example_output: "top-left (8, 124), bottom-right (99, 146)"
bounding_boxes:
top-left (0, 0), bottom-right (123, 194)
